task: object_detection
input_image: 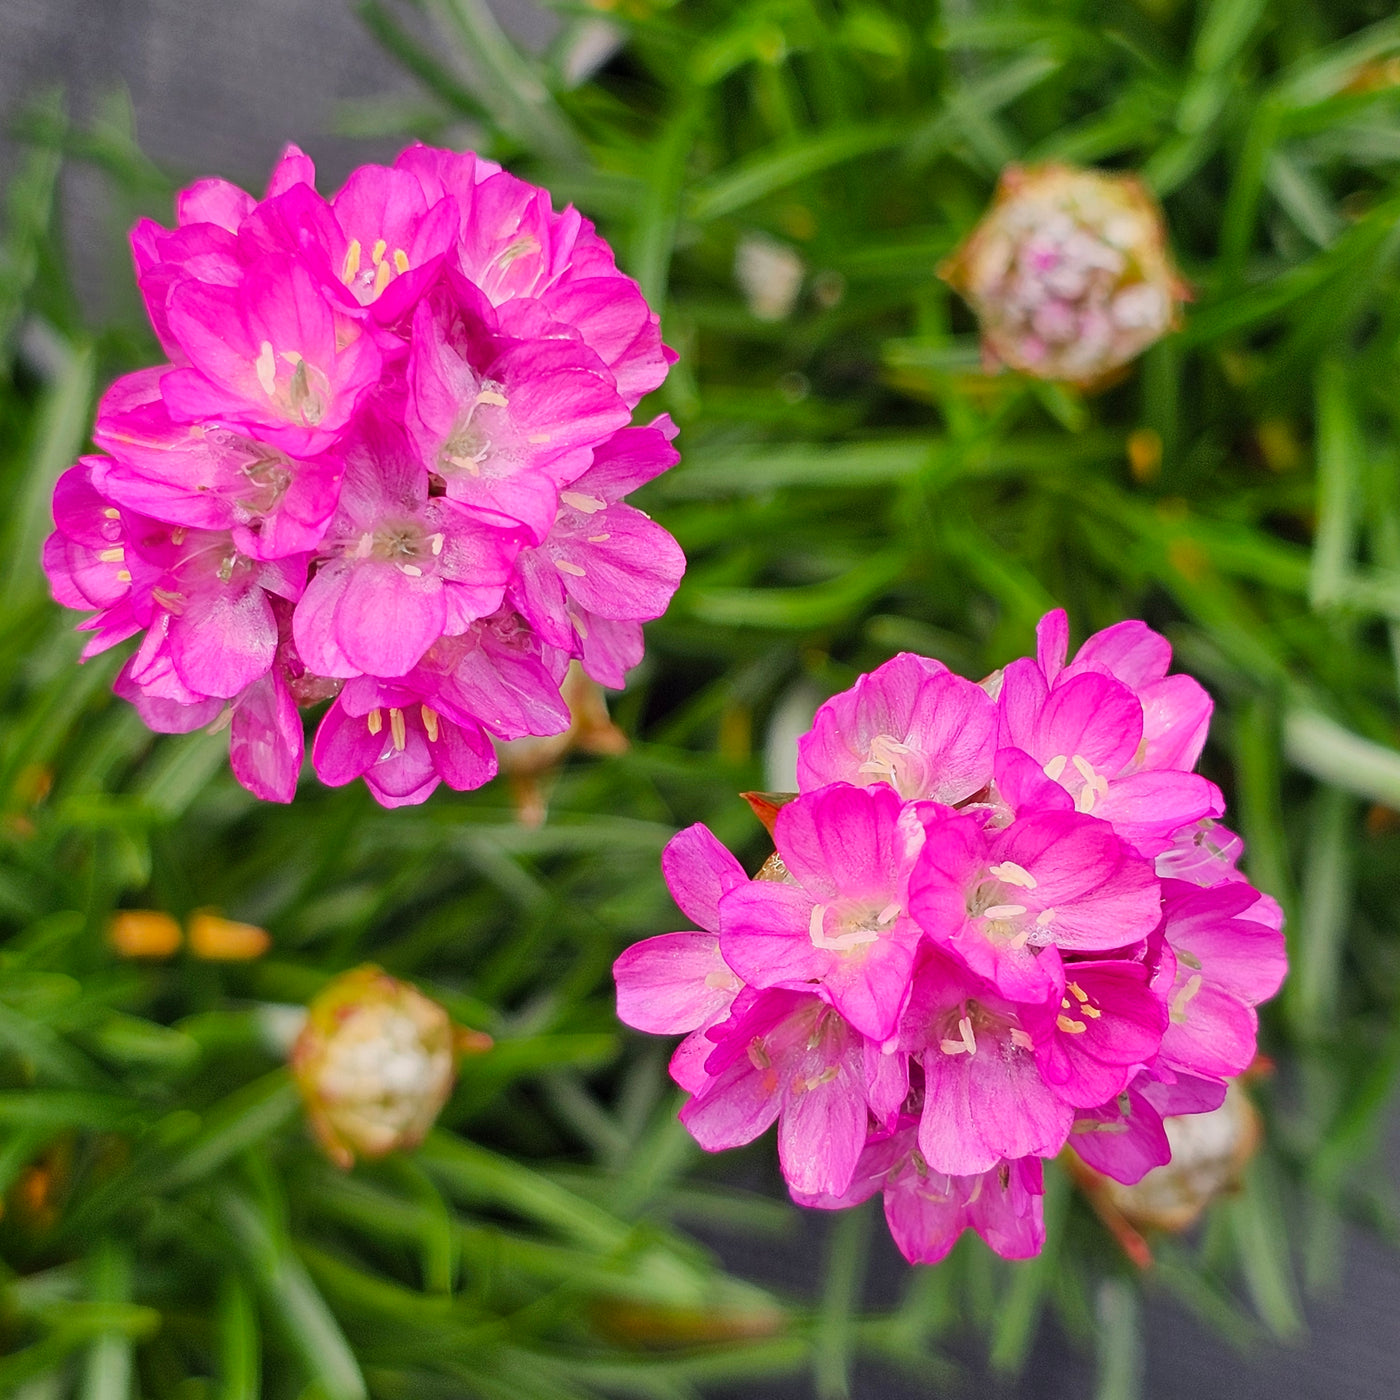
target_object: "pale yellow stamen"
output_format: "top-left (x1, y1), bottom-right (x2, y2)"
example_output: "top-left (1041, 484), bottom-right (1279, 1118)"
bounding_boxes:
top-left (393, 248), bottom-right (410, 275)
top-left (1043, 754), bottom-right (1068, 782)
top-left (399, 564), bottom-right (423, 577)
top-left (556, 560), bottom-right (587, 577)
top-left (1009, 1028), bottom-right (1034, 1050)
top-left (372, 259), bottom-right (394, 296)
top-left (989, 860), bottom-right (1037, 889)
top-left (560, 491), bottom-right (605, 513)
top-left (421, 706), bottom-right (439, 742)
top-left (1035, 908), bottom-right (1056, 928)
top-left (341, 239), bottom-right (362, 283)
top-left (103, 508), bottom-right (120, 520)
top-left (97, 547), bottom-right (124, 563)
top-left (983, 903), bottom-right (1027, 920)
top-left (476, 389), bottom-right (509, 409)
top-left (429, 533), bottom-right (445, 555)
top-left (115, 569), bottom-right (132, 582)
top-left (367, 708), bottom-right (383, 736)
top-left (1171, 973), bottom-right (1204, 1023)
top-left (372, 238), bottom-right (388, 265)
top-left (875, 902), bottom-right (901, 926)
top-left (255, 341), bottom-right (277, 396)
top-left (1057, 1014), bottom-right (1088, 1034)
top-left (389, 707), bottom-right (407, 752)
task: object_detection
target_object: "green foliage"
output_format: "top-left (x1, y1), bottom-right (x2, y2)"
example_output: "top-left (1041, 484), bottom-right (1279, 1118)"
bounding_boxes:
top-left (5, 0), bottom-right (1400, 1394)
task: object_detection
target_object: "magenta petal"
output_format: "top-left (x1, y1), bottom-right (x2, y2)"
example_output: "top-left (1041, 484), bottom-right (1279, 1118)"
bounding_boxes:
top-left (662, 823), bottom-right (748, 931)
top-left (918, 1034), bottom-right (1072, 1177)
top-left (335, 560), bottom-right (445, 678)
top-left (680, 1055), bottom-right (782, 1153)
top-left (778, 1059), bottom-right (868, 1198)
top-left (774, 782), bottom-right (917, 902)
top-left (1071, 619), bottom-right (1172, 687)
top-left (168, 581), bottom-right (277, 699)
top-left (431, 718), bottom-right (498, 792)
top-left (968, 1156), bottom-right (1046, 1260)
top-left (613, 932), bottom-right (738, 1034)
top-left (719, 882), bottom-right (824, 988)
top-left (310, 699), bottom-right (381, 786)
top-left (1070, 1089), bottom-right (1171, 1184)
top-left (229, 672), bottom-right (303, 803)
top-left (1036, 609), bottom-right (1069, 682)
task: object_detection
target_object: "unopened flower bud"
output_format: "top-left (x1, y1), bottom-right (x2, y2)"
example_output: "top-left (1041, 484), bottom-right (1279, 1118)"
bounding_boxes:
top-left (1097, 1081), bottom-right (1261, 1233)
top-left (940, 163), bottom-right (1187, 386)
top-left (188, 910), bottom-right (270, 961)
top-left (108, 910), bottom-right (182, 958)
top-left (291, 966), bottom-right (460, 1170)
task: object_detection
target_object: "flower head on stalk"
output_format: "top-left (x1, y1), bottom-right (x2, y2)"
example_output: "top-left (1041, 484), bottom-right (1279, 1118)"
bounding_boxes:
top-left (44, 143), bottom-right (684, 807)
top-left (615, 608), bottom-right (1285, 1267)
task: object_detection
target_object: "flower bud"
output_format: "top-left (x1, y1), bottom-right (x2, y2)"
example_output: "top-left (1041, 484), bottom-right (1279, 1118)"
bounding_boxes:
top-left (940, 163), bottom-right (1187, 386)
top-left (1097, 1081), bottom-right (1261, 1233)
top-left (108, 910), bottom-right (182, 958)
top-left (291, 966), bottom-right (459, 1169)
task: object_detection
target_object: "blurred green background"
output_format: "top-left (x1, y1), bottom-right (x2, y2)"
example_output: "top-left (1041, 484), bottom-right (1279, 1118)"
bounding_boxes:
top-left (4, 0), bottom-right (1400, 1396)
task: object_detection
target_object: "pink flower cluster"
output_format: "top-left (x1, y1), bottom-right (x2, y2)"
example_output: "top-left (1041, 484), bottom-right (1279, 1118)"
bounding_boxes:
top-left (44, 145), bottom-right (683, 806)
top-left (614, 611), bottom-right (1285, 1265)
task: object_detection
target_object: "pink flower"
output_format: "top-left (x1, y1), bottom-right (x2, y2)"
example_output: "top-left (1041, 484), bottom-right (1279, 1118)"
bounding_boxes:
top-left (160, 254), bottom-right (383, 456)
top-left (897, 948), bottom-right (1073, 1177)
top-left (1153, 880), bottom-right (1286, 1082)
top-left (92, 368), bottom-right (343, 560)
top-left (680, 989), bottom-right (876, 1199)
top-left (46, 143), bottom-right (682, 806)
top-left (794, 1126), bottom-right (1046, 1265)
top-left (613, 823), bottom-right (747, 1093)
top-left (796, 653), bottom-right (997, 803)
top-left (404, 286), bottom-right (630, 540)
top-left (996, 654), bottom-right (1223, 854)
top-left (292, 415), bottom-right (522, 679)
top-left (719, 783), bottom-right (928, 1041)
top-left (909, 806), bottom-right (1160, 1001)
top-left (512, 418), bottom-right (685, 657)
top-left (614, 606), bottom-right (1286, 1267)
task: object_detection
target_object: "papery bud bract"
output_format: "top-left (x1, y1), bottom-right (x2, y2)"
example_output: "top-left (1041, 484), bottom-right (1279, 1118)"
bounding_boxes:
top-left (940, 163), bottom-right (1187, 387)
top-left (291, 965), bottom-right (457, 1169)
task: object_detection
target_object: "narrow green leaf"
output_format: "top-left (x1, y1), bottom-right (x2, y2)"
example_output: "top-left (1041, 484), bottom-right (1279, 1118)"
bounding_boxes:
top-left (1283, 709), bottom-right (1400, 808)
top-left (79, 1240), bottom-right (134, 1400)
top-left (221, 1189), bottom-right (367, 1400)
top-left (1309, 360), bottom-right (1362, 609)
top-left (1, 338), bottom-right (95, 612)
top-left (421, 0), bottom-right (581, 166)
top-left (688, 550), bottom-right (908, 629)
top-left (688, 124), bottom-right (901, 223)
top-left (1227, 1159), bottom-right (1305, 1339)
top-left (161, 1072), bottom-right (300, 1190)
top-left (812, 1204), bottom-right (870, 1400)
top-left (1093, 1279), bottom-right (1143, 1400)
top-left (1289, 786), bottom-right (1355, 1037)
top-left (218, 1272), bottom-right (261, 1400)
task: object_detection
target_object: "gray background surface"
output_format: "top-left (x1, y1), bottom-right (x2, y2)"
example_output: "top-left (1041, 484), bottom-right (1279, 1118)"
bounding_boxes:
top-left (3, 2), bottom-right (1398, 1395)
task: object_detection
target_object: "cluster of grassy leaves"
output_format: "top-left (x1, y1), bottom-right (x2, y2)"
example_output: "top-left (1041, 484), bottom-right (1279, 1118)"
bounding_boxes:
top-left (5, 0), bottom-right (1400, 1395)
